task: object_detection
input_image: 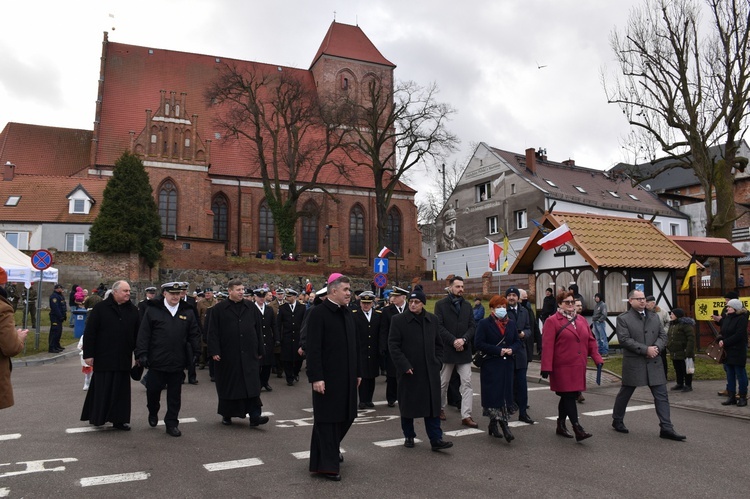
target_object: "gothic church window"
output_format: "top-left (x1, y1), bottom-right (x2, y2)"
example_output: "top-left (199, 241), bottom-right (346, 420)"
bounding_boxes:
top-left (386, 207), bottom-right (402, 255)
top-left (259, 201), bottom-right (275, 252)
top-left (349, 205), bottom-right (365, 256)
top-left (159, 180), bottom-right (178, 235)
top-left (301, 200), bottom-right (319, 253)
top-left (212, 195), bottom-right (228, 241)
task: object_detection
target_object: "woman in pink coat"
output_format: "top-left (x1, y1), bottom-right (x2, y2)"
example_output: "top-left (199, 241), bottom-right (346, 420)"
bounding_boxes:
top-left (541, 290), bottom-right (603, 442)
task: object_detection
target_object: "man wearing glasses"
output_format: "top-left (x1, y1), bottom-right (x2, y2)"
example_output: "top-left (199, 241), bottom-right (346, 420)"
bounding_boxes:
top-left (611, 290), bottom-right (686, 441)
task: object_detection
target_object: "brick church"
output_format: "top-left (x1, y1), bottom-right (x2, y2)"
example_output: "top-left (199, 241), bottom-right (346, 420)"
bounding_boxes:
top-left (0, 22), bottom-right (423, 275)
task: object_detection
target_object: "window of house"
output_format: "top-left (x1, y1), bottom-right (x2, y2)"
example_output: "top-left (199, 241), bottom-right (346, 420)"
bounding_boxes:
top-left (5, 196), bottom-right (20, 206)
top-left (65, 233), bottom-right (85, 252)
top-left (212, 195), bottom-right (228, 241)
top-left (653, 221), bottom-right (662, 231)
top-left (72, 199), bottom-right (86, 213)
top-left (487, 216), bottom-right (499, 235)
top-left (3, 232), bottom-right (29, 250)
top-left (259, 201), bottom-right (275, 252)
top-left (514, 209), bottom-right (527, 230)
top-left (574, 185), bottom-right (587, 193)
top-left (543, 179), bottom-right (558, 188)
top-left (301, 201), bottom-right (319, 253)
top-left (628, 194), bottom-right (639, 200)
top-left (386, 208), bottom-right (402, 255)
top-left (670, 223), bottom-right (680, 236)
top-left (511, 184), bottom-right (516, 195)
top-left (159, 180), bottom-right (178, 235)
top-left (607, 190), bottom-right (620, 198)
top-left (475, 182), bottom-right (491, 202)
top-left (349, 205), bottom-right (365, 256)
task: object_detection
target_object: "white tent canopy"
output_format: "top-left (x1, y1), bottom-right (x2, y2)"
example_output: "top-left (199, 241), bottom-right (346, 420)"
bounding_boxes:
top-left (0, 235), bottom-right (58, 287)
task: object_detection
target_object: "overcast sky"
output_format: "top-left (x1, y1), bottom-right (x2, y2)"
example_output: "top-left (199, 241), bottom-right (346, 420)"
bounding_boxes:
top-left (1, 0), bottom-right (645, 199)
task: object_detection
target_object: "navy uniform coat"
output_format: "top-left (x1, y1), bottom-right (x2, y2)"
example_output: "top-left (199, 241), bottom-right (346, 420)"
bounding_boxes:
top-left (353, 307), bottom-right (382, 379)
top-left (208, 298), bottom-right (264, 400)
top-left (277, 301), bottom-right (305, 362)
top-left (306, 299), bottom-right (360, 423)
top-left (255, 303), bottom-right (278, 367)
top-left (616, 308), bottom-right (667, 387)
top-left (388, 310), bottom-right (443, 419)
top-left (135, 299), bottom-right (200, 373)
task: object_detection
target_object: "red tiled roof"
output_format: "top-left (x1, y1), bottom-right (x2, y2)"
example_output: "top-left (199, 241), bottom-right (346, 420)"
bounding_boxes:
top-left (669, 236), bottom-right (744, 258)
top-left (0, 123), bottom-right (92, 176)
top-left (310, 22), bottom-right (395, 69)
top-left (0, 175), bottom-right (106, 223)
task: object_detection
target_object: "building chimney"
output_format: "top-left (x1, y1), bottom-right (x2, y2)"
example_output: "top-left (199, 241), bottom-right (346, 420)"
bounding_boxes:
top-left (525, 148), bottom-right (537, 175)
top-left (562, 159), bottom-right (575, 166)
top-left (3, 161), bottom-right (15, 181)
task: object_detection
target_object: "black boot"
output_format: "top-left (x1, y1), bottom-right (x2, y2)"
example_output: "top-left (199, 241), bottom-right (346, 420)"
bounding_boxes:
top-left (738, 394), bottom-right (748, 407)
top-left (556, 418), bottom-right (573, 438)
top-left (499, 407), bottom-right (514, 442)
top-left (721, 392), bottom-right (737, 406)
top-left (571, 422), bottom-right (592, 441)
top-left (488, 419), bottom-right (501, 438)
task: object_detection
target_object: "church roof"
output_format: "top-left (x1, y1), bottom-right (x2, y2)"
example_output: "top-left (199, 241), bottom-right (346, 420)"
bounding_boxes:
top-left (0, 122), bottom-right (91, 176)
top-left (0, 175), bottom-right (106, 223)
top-left (310, 21), bottom-right (395, 69)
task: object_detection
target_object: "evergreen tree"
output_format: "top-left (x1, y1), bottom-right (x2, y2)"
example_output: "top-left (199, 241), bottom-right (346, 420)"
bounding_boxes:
top-left (88, 152), bottom-right (163, 267)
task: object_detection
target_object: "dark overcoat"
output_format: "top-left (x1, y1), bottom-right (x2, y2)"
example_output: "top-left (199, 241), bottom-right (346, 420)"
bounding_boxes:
top-left (305, 299), bottom-right (360, 423)
top-left (666, 317), bottom-right (696, 361)
top-left (208, 298), bottom-right (264, 399)
top-left (379, 303), bottom-right (404, 376)
top-left (718, 310), bottom-right (748, 366)
top-left (541, 311), bottom-right (602, 392)
top-left (434, 295), bottom-right (475, 364)
top-left (82, 295), bottom-right (140, 371)
top-left (353, 307), bottom-right (382, 379)
top-left (255, 303), bottom-right (278, 367)
top-left (135, 299), bottom-right (200, 373)
top-left (616, 308), bottom-right (667, 387)
top-left (388, 310), bottom-right (443, 419)
top-left (474, 316), bottom-right (520, 408)
top-left (507, 305), bottom-right (530, 368)
top-left (277, 302), bottom-right (305, 362)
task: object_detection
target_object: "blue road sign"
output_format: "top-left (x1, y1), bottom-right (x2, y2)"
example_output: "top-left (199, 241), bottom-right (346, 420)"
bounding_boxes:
top-left (374, 257), bottom-right (389, 274)
top-left (31, 249), bottom-right (53, 270)
top-left (374, 273), bottom-right (387, 289)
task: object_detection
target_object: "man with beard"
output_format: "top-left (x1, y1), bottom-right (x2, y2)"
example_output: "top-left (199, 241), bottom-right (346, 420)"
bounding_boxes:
top-left (277, 288), bottom-right (305, 386)
top-left (379, 286), bottom-right (408, 407)
top-left (306, 274), bottom-right (360, 481)
top-left (506, 287), bottom-right (535, 425)
top-left (389, 286), bottom-right (452, 451)
top-left (209, 280), bottom-right (269, 428)
top-left (252, 288), bottom-right (278, 390)
top-left (136, 282), bottom-right (200, 437)
top-left (353, 291), bottom-right (382, 409)
top-left (434, 276), bottom-right (477, 428)
top-left (80, 280), bottom-right (140, 430)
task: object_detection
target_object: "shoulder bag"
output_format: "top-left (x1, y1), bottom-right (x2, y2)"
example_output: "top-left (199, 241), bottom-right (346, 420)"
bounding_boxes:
top-left (705, 340), bottom-right (726, 364)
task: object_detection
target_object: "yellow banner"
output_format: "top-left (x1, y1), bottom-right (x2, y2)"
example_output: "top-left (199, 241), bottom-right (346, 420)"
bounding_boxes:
top-left (694, 297), bottom-right (750, 321)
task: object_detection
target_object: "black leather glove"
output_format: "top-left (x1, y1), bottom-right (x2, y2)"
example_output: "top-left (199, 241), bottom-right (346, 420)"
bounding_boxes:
top-left (541, 371), bottom-right (551, 379)
top-left (138, 356), bottom-right (149, 369)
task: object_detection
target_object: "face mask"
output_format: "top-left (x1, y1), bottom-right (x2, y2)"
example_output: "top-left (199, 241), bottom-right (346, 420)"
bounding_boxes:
top-left (494, 307), bottom-right (507, 319)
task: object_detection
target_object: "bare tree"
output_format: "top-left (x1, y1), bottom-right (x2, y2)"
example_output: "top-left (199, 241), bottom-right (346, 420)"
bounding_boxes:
top-left (604, 0), bottom-right (750, 238)
top-left (339, 78), bottom-right (459, 250)
top-left (206, 64), bottom-right (346, 254)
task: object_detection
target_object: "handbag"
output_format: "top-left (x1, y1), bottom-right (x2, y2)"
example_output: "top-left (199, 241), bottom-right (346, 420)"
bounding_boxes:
top-left (705, 340), bottom-right (726, 364)
top-left (472, 333), bottom-right (507, 368)
top-left (685, 357), bottom-right (695, 374)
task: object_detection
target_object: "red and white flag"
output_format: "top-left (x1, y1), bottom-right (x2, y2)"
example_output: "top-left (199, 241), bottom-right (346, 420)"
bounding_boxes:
top-left (377, 246), bottom-right (393, 258)
top-left (487, 239), bottom-right (503, 270)
top-left (538, 223), bottom-right (574, 250)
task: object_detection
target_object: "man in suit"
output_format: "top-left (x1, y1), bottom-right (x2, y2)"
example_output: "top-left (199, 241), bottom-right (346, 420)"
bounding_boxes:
top-left (277, 288), bottom-right (305, 386)
top-left (380, 286), bottom-right (409, 407)
top-left (252, 288), bottom-right (278, 390)
top-left (611, 289), bottom-right (686, 441)
top-left (506, 287), bottom-right (535, 424)
top-left (353, 291), bottom-right (382, 408)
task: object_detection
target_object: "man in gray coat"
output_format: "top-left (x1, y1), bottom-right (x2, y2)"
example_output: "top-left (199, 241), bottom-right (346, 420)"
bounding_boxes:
top-left (611, 289), bottom-right (686, 441)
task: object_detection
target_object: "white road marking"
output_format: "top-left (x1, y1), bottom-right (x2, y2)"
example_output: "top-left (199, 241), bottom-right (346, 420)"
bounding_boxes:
top-left (0, 487), bottom-right (9, 497)
top-left (444, 428), bottom-right (485, 437)
top-left (0, 458), bottom-right (78, 478)
top-left (0, 434), bottom-right (21, 441)
top-left (79, 472), bottom-right (150, 487)
top-left (582, 404), bottom-right (655, 417)
top-left (373, 438), bottom-right (423, 448)
top-left (292, 451), bottom-right (310, 459)
top-left (528, 387), bottom-right (548, 392)
top-left (157, 417), bottom-right (197, 426)
top-left (508, 421), bottom-right (536, 427)
top-left (203, 458), bottom-right (264, 471)
top-left (261, 412), bottom-right (274, 417)
top-left (66, 417), bottom-right (198, 433)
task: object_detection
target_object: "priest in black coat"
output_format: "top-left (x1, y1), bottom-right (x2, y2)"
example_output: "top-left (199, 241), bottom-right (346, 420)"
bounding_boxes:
top-left (305, 274), bottom-right (360, 481)
top-left (81, 281), bottom-right (140, 430)
top-left (208, 280), bottom-right (268, 427)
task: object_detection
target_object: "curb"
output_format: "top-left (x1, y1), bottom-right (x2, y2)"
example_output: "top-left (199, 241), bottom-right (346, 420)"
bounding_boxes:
top-left (12, 349), bottom-right (79, 367)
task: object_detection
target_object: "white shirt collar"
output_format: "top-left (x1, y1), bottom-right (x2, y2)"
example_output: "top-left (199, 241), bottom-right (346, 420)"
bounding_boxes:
top-left (164, 298), bottom-right (179, 317)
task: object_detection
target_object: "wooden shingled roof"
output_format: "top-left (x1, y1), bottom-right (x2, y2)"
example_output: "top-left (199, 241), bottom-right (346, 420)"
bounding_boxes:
top-left (510, 211), bottom-right (696, 273)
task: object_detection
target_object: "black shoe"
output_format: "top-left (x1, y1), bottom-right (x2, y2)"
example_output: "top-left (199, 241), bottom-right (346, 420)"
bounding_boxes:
top-left (249, 416), bottom-right (269, 426)
top-left (612, 420), bottom-right (629, 433)
top-left (287, 381), bottom-right (294, 386)
top-left (431, 439), bottom-right (453, 451)
top-left (148, 414), bottom-right (158, 427)
top-left (404, 437), bottom-right (415, 448)
top-left (670, 384), bottom-right (684, 391)
top-left (222, 417), bottom-right (232, 426)
top-left (166, 426), bottom-right (182, 437)
top-left (295, 375), bottom-right (300, 382)
top-left (519, 414), bottom-right (535, 425)
top-left (210, 376), bottom-right (216, 382)
top-left (338, 452), bottom-right (344, 463)
top-left (659, 429), bottom-right (686, 441)
top-left (358, 403), bottom-right (366, 409)
top-left (113, 422), bottom-right (131, 431)
top-left (387, 402), bottom-right (396, 407)
top-left (365, 402), bottom-right (375, 408)
top-left (276, 373), bottom-right (284, 378)
top-left (263, 384), bottom-right (273, 392)
top-left (188, 378), bottom-right (198, 385)
top-left (318, 472), bottom-right (341, 481)
top-left (681, 386), bottom-right (693, 392)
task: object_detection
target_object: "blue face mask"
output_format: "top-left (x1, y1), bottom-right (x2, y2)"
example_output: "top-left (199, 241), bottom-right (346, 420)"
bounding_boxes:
top-left (494, 307), bottom-right (507, 319)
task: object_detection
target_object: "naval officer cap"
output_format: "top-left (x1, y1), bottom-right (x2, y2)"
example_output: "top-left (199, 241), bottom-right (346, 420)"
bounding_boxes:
top-left (253, 288), bottom-right (268, 297)
top-left (145, 286), bottom-right (157, 293)
top-left (161, 282), bottom-right (187, 293)
top-left (358, 291), bottom-right (376, 302)
top-left (285, 288), bottom-right (299, 296)
top-left (315, 286), bottom-right (328, 296)
top-left (390, 286), bottom-right (409, 296)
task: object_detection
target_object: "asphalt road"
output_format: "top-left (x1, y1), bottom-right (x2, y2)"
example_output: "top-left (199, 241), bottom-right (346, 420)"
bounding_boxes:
top-left (1, 357), bottom-right (747, 498)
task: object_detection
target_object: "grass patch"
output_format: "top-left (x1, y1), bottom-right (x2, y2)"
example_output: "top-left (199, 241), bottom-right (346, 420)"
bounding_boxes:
top-left (11, 309), bottom-right (80, 357)
top-left (588, 355), bottom-right (727, 381)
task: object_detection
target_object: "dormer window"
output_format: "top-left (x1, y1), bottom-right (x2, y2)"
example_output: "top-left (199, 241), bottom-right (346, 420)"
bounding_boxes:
top-left (73, 199), bottom-right (85, 213)
top-left (607, 191), bottom-right (620, 198)
top-left (574, 185), bottom-right (587, 194)
top-left (628, 194), bottom-right (639, 200)
top-left (67, 184), bottom-right (94, 215)
top-left (5, 196), bottom-right (20, 206)
top-left (543, 179), bottom-right (558, 188)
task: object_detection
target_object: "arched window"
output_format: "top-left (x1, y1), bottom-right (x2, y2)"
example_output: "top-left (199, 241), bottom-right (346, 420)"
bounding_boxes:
top-left (301, 201), bottom-right (319, 254)
top-left (349, 205), bottom-right (365, 256)
top-left (259, 201), bottom-right (275, 252)
top-left (212, 195), bottom-right (228, 241)
top-left (386, 207), bottom-right (402, 255)
top-left (159, 180), bottom-right (177, 235)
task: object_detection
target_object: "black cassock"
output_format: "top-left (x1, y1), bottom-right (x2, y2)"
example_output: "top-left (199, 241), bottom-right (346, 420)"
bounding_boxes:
top-left (208, 298), bottom-right (264, 417)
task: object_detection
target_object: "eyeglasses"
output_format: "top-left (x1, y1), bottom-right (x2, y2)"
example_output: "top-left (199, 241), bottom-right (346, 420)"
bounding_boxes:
top-left (561, 300), bottom-right (575, 304)
top-left (631, 297), bottom-right (646, 301)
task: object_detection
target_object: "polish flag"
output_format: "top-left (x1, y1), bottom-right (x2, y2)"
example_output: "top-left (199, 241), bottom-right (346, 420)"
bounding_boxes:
top-left (378, 246), bottom-right (393, 258)
top-left (538, 223), bottom-right (574, 250)
top-left (487, 239), bottom-right (503, 270)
